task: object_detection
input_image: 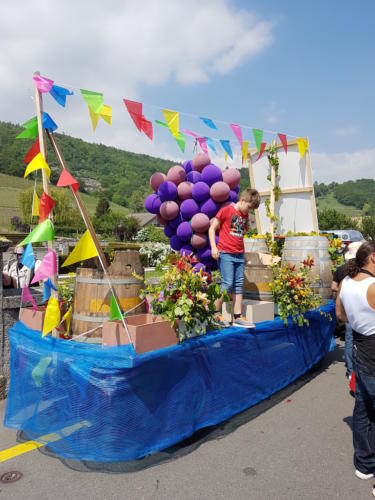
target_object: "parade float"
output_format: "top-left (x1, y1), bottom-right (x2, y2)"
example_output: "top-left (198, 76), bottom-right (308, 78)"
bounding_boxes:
top-left (3, 73), bottom-right (335, 463)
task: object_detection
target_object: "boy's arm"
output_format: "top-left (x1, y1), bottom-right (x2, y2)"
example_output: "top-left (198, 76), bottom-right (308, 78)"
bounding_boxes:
top-left (209, 218), bottom-right (220, 260)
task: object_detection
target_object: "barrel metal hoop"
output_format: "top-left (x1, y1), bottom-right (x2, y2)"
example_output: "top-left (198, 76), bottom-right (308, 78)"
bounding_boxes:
top-left (76, 277), bottom-right (141, 285)
top-left (72, 313), bottom-right (108, 323)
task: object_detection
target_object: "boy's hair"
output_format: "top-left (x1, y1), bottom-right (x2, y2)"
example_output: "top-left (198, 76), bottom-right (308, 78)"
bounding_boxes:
top-left (239, 188), bottom-right (261, 209)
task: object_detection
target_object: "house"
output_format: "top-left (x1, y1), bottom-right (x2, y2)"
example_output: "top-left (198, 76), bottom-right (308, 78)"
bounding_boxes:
top-left (131, 213), bottom-right (158, 228)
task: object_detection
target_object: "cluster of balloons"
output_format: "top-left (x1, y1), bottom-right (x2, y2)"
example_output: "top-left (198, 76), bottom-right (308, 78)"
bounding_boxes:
top-left (144, 153), bottom-right (241, 272)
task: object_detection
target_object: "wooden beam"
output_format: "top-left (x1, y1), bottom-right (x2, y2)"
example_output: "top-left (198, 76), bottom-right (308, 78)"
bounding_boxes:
top-left (247, 150), bottom-right (261, 233)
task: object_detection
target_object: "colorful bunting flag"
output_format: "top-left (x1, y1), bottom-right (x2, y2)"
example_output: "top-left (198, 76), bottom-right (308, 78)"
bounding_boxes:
top-left (31, 249), bottom-right (57, 284)
top-left (253, 129), bottom-right (263, 153)
top-left (24, 138), bottom-right (40, 164)
top-left (39, 192), bottom-right (56, 223)
top-left (21, 286), bottom-right (37, 311)
top-left (17, 113), bottom-right (57, 139)
top-left (278, 133), bottom-right (288, 154)
top-left (140, 116), bottom-right (153, 140)
top-left (49, 84), bottom-right (73, 107)
top-left (220, 140), bottom-right (233, 160)
top-left (24, 153), bottom-right (51, 179)
top-left (62, 306), bottom-right (72, 333)
top-left (123, 99), bottom-right (143, 131)
top-left (205, 137), bottom-right (217, 154)
top-left (181, 129), bottom-right (198, 138)
top-left (57, 169), bottom-right (80, 192)
top-left (88, 105), bottom-right (112, 131)
top-left (230, 123), bottom-right (243, 147)
top-left (256, 142), bottom-right (267, 161)
top-left (200, 117), bottom-right (217, 130)
top-left (80, 89), bottom-right (104, 114)
top-left (20, 219), bottom-right (55, 246)
top-left (21, 243), bottom-right (35, 270)
top-left (42, 113), bottom-right (58, 132)
top-left (162, 108), bottom-right (179, 138)
top-left (110, 293), bottom-right (123, 321)
top-left (155, 120), bottom-right (185, 152)
top-left (242, 140), bottom-right (249, 164)
top-left (42, 296), bottom-right (61, 337)
top-left (43, 278), bottom-right (57, 302)
top-left (32, 191), bottom-right (40, 217)
top-left (62, 230), bottom-right (98, 267)
top-left (33, 74), bottom-right (54, 93)
top-left (297, 138), bottom-right (309, 158)
top-left (198, 137), bottom-right (208, 154)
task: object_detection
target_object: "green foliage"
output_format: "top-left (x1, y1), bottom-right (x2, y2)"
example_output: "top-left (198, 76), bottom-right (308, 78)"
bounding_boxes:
top-left (361, 216), bottom-right (375, 241)
top-left (95, 196), bottom-right (110, 218)
top-left (315, 179), bottom-right (375, 215)
top-left (136, 224), bottom-right (168, 243)
top-left (93, 212), bottom-right (140, 241)
top-left (317, 208), bottom-right (358, 230)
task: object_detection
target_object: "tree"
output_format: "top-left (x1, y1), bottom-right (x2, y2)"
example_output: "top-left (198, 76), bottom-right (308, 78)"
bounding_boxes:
top-left (362, 203), bottom-right (372, 217)
top-left (317, 208), bottom-right (358, 230)
top-left (129, 191), bottom-right (147, 212)
top-left (95, 196), bottom-right (110, 218)
top-left (361, 216), bottom-right (375, 240)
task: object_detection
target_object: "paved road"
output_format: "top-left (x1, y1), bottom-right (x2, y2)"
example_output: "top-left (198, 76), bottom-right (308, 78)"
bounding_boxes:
top-left (0, 340), bottom-right (372, 500)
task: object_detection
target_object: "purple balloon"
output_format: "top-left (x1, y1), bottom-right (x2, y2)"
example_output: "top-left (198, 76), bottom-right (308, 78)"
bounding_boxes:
top-left (160, 201), bottom-right (179, 221)
top-left (229, 190), bottom-right (238, 203)
top-left (191, 213), bottom-right (210, 233)
top-left (170, 235), bottom-right (184, 251)
top-left (192, 181), bottom-right (210, 203)
top-left (235, 185), bottom-right (240, 194)
top-left (167, 165), bottom-right (186, 186)
top-left (176, 221), bottom-right (193, 242)
top-left (210, 181), bottom-right (230, 203)
top-left (197, 247), bottom-right (212, 261)
top-left (191, 233), bottom-right (208, 249)
top-left (177, 181), bottom-right (194, 200)
top-left (193, 153), bottom-right (211, 172)
top-left (222, 168), bottom-right (241, 189)
top-left (180, 244), bottom-right (194, 257)
top-left (200, 198), bottom-right (220, 218)
top-left (169, 213), bottom-right (183, 230)
top-left (187, 171), bottom-right (202, 184)
top-left (150, 172), bottom-right (166, 192)
top-left (201, 164), bottom-right (223, 187)
top-left (182, 160), bottom-right (193, 174)
top-left (144, 193), bottom-right (161, 214)
top-left (207, 234), bottom-right (220, 247)
top-left (164, 224), bottom-right (176, 238)
top-left (193, 262), bottom-right (206, 274)
top-left (158, 180), bottom-right (178, 202)
top-left (180, 199), bottom-right (199, 220)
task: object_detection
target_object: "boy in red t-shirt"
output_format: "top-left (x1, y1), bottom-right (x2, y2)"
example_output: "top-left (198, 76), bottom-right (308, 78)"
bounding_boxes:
top-left (208, 188), bottom-right (260, 327)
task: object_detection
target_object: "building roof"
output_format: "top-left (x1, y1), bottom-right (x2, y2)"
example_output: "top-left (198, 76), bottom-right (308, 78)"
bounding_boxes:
top-left (131, 212), bottom-right (157, 227)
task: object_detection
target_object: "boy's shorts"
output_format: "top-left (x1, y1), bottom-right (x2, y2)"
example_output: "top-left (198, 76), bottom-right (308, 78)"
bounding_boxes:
top-left (218, 252), bottom-right (245, 295)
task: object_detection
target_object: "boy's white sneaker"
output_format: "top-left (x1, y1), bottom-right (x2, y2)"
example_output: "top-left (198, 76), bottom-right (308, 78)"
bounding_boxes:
top-left (355, 469), bottom-right (374, 480)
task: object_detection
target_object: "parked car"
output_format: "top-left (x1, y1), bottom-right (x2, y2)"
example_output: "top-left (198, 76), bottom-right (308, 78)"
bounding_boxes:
top-left (320, 229), bottom-right (365, 251)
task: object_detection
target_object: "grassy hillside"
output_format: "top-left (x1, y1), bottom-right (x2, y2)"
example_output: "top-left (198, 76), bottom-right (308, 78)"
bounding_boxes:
top-left (315, 191), bottom-right (361, 216)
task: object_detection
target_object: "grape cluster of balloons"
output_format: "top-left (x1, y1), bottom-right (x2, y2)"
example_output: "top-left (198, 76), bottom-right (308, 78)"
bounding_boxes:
top-left (144, 153), bottom-right (241, 272)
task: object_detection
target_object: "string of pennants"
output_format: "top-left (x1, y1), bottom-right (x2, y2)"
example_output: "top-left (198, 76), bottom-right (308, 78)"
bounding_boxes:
top-left (25, 74), bottom-right (310, 162)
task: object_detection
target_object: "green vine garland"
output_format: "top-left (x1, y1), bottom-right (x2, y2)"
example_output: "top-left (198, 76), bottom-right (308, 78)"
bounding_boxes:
top-left (265, 144), bottom-right (280, 227)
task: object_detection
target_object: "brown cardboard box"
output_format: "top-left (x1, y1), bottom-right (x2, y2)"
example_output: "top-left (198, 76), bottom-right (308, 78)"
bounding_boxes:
top-left (102, 314), bottom-right (178, 354)
top-left (222, 299), bottom-right (274, 324)
top-left (19, 306), bottom-right (46, 331)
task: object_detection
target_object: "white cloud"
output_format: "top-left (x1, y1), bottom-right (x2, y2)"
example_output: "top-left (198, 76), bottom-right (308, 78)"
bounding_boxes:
top-left (311, 149), bottom-right (375, 183)
top-left (334, 125), bottom-right (360, 137)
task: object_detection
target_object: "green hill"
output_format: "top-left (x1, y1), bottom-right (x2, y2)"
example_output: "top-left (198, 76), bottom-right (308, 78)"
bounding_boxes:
top-left (314, 179), bottom-right (375, 216)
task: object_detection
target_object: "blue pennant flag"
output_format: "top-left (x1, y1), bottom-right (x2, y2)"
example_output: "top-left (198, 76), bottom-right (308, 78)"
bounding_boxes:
top-left (200, 117), bottom-right (217, 130)
top-left (21, 243), bottom-right (35, 270)
top-left (43, 278), bottom-right (57, 302)
top-left (50, 85), bottom-right (74, 107)
top-left (205, 137), bottom-right (217, 154)
top-left (42, 112), bottom-right (58, 132)
top-left (220, 140), bottom-right (233, 160)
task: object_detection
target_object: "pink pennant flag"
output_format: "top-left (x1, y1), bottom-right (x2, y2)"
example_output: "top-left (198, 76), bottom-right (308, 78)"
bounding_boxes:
top-left (278, 133), bottom-right (288, 154)
top-left (57, 169), bottom-right (80, 192)
top-left (256, 142), bottom-right (267, 161)
top-left (21, 286), bottom-right (37, 311)
top-left (33, 74), bottom-right (54, 93)
top-left (198, 137), bottom-right (208, 154)
top-left (31, 249), bottom-right (57, 284)
top-left (230, 123), bottom-right (243, 147)
top-left (181, 128), bottom-right (199, 138)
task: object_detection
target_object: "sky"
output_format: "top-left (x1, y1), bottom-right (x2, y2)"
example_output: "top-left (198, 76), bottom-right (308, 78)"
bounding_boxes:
top-left (0, 0), bottom-right (374, 183)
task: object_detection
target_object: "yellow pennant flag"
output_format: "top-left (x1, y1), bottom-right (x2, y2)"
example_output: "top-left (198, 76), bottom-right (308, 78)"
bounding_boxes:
top-left (89, 104), bottom-right (112, 131)
top-left (224, 152), bottom-right (228, 162)
top-left (62, 230), bottom-right (98, 267)
top-left (162, 108), bottom-right (179, 138)
top-left (62, 306), bottom-right (72, 333)
top-left (242, 140), bottom-right (249, 164)
top-left (24, 153), bottom-right (51, 179)
top-left (297, 138), bottom-right (309, 158)
top-left (42, 297), bottom-right (61, 337)
top-left (32, 191), bottom-right (40, 216)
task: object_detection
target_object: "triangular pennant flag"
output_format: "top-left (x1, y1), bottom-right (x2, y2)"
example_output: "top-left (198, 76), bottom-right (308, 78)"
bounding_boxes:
top-left (181, 128), bottom-right (198, 138)
top-left (32, 191), bottom-right (40, 217)
top-left (20, 219), bottom-right (55, 246)
top-left (31, 249), bottom-right (57, 284)
top-left (162, 108), bottom-right (179, 138)
top-left (224, 152), bottom-right (228, 161)
top-left (89, 107), bottom-right (100, 131)
top-left (57, 169), bottom-right (80, 192)
top-left (220, 140), bottom-right (233, 160)
top-left (278, 133), bottom-right (288, 154)
top-left (21, 286), bottom-right (37, 311)
top-left (123, 99), bottom-right (143, 131)
top-left (100, 105), bottom-right (112, 125)
top-left (200, 117), bottom-right (217, 130)
top-left (43, 278), bottom-right (57, 302)
top-left (62, 306), bottom-right (72, 333)
top-left (17, 113), bottom-right (57, 139)
top-left (21, 243), bottom-right (35, 270)
top-left (110, 293), bottom-right (123, 321)
top-left (297, 138), bottom-right (309, 158)
top-left (42, 296), bottom-right (61, 336)
top-left (39, 192), bottom-right (56, 223)
top-left (24, 138), bottom-right (40, 164)
top-left (198, 137), bottom-right (208, 154)
top-left (175, 132), bottom-right (185, 153)
top-left (205, 137), bottom-right (217, 154)
top-left (230, 123), bottom-right (243, 147)
top-left (24, 153), bottom-right (51, 179)
top-left (17, 122), bottom-right (38, 139)
top-left (253, 129), bottom-right (263, 153)
top-left (42, 112), bottom-right (58, 132)
top-left (141, 116), bottom-right (153, 140)
top-left (33, 74), bottom-right (54, 93)
top-left (49, 84), bottom-right (73, 107)
top-left (242, 140), bottom-right (249, 165)
top-left (62, 230), bottom-right (98, 267)
top-left (80, 89), bottom-right (104, 114)
top-left (256, 142), bottom-right (267, 161)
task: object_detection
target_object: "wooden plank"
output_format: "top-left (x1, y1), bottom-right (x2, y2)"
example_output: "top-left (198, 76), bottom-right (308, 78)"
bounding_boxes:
top-left (305, 143), bottom-right (319, 231)
top-left (247, 151), bottom-right (261, 233)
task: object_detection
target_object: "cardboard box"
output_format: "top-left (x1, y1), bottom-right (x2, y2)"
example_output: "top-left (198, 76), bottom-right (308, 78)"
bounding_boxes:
top-left (19, 306), bottom-right (46, 331)
top-left (102, 313), bottom-right (178, 354)
top-left (222, 299), bottom-right (274, 324)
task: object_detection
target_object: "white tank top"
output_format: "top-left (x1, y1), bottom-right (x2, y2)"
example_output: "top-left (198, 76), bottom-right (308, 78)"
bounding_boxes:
top-left (340, 275), bottom-right (375, 336)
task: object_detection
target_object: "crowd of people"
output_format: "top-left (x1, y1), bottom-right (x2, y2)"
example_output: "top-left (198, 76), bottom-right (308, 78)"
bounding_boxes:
top-left (2, 245), bottom-right (40, 289)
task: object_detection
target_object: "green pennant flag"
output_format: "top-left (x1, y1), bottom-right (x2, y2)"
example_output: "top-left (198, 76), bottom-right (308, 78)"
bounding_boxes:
top-left (22, 116), bottom-right (38, 129)
top-left (80, 89), bottom-right (104, 114)
top-left (253, 129), bottom-right (263, 153)
top-left (20, 219), bottom-right (55, 246)
top-left (17, 117), bottom-right (39, 139)
top-left (155, 121), bottom-right (185, 152)
top-left (110, 293), bottom-right (123, 321)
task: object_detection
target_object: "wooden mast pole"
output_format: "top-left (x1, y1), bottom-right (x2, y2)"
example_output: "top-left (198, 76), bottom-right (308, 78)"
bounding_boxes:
top-left (269, 139), bottom-right (276, 242)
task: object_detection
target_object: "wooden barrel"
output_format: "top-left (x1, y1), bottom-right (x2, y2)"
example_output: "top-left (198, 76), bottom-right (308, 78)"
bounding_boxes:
top-left (244, 238), bottom-right (269, 254)
top-left (243, 252), bottom-right (274, 301)
top-left (282, 236), bottom-right (333, 300)
top-left (72, 251), bottom-right (145, 337)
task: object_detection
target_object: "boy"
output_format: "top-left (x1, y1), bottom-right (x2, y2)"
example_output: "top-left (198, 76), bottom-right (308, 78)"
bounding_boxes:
top-left (208, 187), bottom-right (260, 327)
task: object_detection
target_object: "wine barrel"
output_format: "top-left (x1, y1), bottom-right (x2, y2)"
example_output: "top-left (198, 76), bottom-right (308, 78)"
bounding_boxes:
top-left (244, 238), bottom-right (269, 254)
top-left (72, 251), bottom-right (145, 337)
top-left (282, 236), bottom-right (333, 300)
top-left (243, 252), bottom-right (273, 301)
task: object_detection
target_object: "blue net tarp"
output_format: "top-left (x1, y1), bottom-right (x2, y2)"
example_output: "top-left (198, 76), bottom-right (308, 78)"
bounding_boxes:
top-left (4, 302), bottom-right (335, 462)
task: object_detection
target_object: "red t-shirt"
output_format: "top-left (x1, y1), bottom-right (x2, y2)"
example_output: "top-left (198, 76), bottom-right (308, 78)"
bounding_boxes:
top-left (216, 204), bottom-right (248, 253)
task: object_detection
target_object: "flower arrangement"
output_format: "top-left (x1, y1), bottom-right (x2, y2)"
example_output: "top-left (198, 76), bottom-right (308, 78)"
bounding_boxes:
top-left (141, 255), bottom-right (227, 341)
top-left (324, 235), bottom-right (344, 271)
top-left (269, 256), bottom-right (323, 327)
top-left (139, 242), bottom-right (170, 267)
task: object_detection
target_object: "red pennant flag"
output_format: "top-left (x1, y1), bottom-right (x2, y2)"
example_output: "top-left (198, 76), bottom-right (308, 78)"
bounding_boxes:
top-left (57, 169), bottom-right (80, 192)
top-left (39, 192), bottom-right (56, 223)
top-left (256, 142), bottom-right (267, 162)
top-left (24, 138), bottom-right (40, 164)
top-left (123, 99), bottom-right (143, 131)
top-left (278, 133), bottom-right (288, 154)
top-left (141, 116), bottom-right (153, 140)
